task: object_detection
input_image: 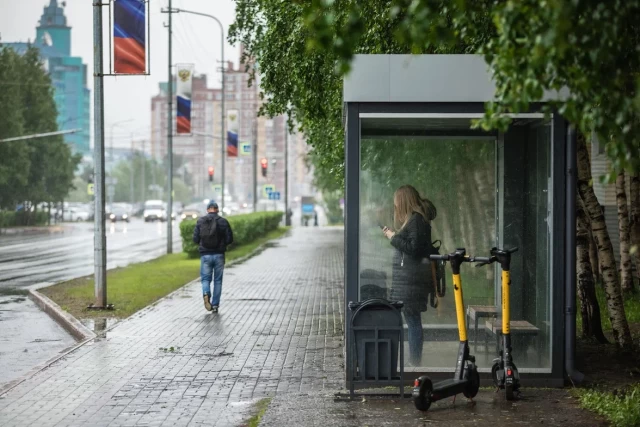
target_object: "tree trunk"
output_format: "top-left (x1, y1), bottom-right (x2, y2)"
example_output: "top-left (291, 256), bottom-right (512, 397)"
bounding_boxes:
top-left (616, 172), bottom-right (635, 293)
top-left (588, 225), bottom-right (601, 283)
top-left (576, 193), bottom-right (608, 343)
top-left (630, 173), bottom-right (640, 280)
top-left (576, 133), bottom-right (632, 349)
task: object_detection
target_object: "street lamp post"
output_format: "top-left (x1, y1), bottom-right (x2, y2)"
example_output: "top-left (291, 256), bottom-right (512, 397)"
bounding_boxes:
top-left (171, 8), bottom-right (225, 212)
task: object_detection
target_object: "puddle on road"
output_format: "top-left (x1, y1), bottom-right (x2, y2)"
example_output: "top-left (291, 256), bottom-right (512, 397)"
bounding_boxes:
top-left (81, 317), bottom-right (119, 334)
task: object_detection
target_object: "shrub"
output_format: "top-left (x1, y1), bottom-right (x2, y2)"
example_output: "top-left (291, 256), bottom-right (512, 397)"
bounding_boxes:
top-left (180, 211), bottom-right (284, 258)
top-left (0, 210), bottom-right (48, 227)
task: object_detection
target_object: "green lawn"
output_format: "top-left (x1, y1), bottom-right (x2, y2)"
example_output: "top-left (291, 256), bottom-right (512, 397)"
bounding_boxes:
top-left (40, 227), bottom-right (289, 320)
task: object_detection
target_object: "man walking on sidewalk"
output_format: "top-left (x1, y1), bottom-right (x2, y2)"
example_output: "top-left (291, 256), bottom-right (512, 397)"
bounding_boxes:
top-left (193, 201), bottom-right (233, 313)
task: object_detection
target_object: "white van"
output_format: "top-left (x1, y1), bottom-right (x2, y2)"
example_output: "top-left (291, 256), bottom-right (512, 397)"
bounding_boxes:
top-left (143, 200), bottom-right (166, 222)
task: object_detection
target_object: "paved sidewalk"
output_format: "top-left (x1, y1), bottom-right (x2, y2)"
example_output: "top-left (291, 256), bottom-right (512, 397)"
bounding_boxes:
top-left (0, 228), bottom-right (345, 427)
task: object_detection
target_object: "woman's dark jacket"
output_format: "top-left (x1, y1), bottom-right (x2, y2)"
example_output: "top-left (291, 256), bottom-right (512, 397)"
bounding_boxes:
top-left (389, 212), bottom-right (432, 310)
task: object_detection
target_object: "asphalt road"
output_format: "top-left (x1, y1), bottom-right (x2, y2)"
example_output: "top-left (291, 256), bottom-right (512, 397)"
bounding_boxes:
top-left (0, 219), bottom-right (182, 289)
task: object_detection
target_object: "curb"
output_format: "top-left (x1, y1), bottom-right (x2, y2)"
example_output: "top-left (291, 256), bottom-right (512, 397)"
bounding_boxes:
top-left (28, 289), bottom-right (96, 342)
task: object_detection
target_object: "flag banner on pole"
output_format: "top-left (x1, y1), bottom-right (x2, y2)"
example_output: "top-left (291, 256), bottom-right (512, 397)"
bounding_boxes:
top-left (113, 0), bottom-right (146, 74)
top-left (227, 110), bottom-right (239, 157)
top-left (176, 64), bottom-right (194, 134)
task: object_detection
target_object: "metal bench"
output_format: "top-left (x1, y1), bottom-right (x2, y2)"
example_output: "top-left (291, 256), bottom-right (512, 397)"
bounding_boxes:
top-left (466, 305), bottom-right (498, 352)
top-left (485, 319), bottom-right (541, 364)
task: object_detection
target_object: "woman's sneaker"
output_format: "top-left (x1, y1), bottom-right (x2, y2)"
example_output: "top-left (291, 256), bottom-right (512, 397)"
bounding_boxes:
top-left (203, 295), bottom-right (212, 311)
top-left (212, 305), bottom-right (219, 313)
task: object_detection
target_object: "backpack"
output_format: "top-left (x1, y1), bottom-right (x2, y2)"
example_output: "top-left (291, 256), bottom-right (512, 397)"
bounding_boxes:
top-left (200, 216), bottom-right (220, 249)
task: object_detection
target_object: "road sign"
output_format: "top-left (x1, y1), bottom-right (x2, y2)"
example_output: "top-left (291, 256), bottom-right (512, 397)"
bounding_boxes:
top-left (240, 142), bottom-right (251, 156)
top-left (262, 184), bottom-right (275, 198)
top-left (268, 191), bottom-right (281, 200)
top-left (87, 183), bottom-right (94, 196)
top-left (212, 184), bottom-right (222, 194)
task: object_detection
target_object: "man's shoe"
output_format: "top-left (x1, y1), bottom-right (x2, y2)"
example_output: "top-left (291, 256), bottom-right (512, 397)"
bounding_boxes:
top-left (203, 295), bottom-right (212, 311)
top-left (212, 305), bottom-right (219, 313)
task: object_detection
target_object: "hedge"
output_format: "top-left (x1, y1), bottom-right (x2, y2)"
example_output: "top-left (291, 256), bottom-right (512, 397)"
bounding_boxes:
top-left (0, 211), bottom-right (48, 228)
top-left (179, 211), bottom-right (284, 258)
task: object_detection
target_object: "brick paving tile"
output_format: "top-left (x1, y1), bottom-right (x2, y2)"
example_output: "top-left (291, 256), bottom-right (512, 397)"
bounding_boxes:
top-left (0, 228), bottom-right (345, 426)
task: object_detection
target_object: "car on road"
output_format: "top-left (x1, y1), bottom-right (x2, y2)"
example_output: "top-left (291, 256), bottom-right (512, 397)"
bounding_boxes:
top-left (143, 200), bottom-right (166, 222)
top-left (109, 207), bottom-right (130, 223)
top-left (181, 203), bottom-right (204, 221)
top-left (66, 208), bottom-right (90, 222)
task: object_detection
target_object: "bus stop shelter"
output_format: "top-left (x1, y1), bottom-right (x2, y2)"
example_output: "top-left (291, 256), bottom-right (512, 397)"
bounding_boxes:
top-left (343, 54), bottom-right (576, 388)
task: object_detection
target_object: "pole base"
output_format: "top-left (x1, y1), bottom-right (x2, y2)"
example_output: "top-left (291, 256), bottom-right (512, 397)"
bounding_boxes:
top-left (86, 303), bottom-right (115, 310)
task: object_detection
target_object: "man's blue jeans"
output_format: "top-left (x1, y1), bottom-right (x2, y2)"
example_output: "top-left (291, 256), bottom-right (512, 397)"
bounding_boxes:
top-left (201, 254), bottom-right (225, 306)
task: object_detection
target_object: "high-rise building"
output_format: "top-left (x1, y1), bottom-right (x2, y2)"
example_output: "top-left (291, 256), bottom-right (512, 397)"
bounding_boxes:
top-left (1, 0), bottom-right (91, 155)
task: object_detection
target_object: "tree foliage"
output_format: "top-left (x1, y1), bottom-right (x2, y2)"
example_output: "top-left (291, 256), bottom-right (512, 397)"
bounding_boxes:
top-left (0, 46), bottom-right (80, 212)
top-left (229, 0), bottom-right (485, 192)
top-left (300, 0), bottom-right (640, 179)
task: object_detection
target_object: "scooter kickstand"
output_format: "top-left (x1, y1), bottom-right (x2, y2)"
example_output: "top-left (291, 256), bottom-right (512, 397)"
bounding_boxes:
top-left (452, 395), bottom-right (457, 405)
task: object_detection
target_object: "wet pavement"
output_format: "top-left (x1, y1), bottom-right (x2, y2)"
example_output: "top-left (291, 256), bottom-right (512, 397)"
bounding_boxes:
top-left (0, 219), bottom-right (182, 392)
top-left (261, 388), bottom-right (606, 426)
top-left (0, 227), bottom-right (344, 426)
top-left (0, 293), bottom-right (76, 388)
top-left (0, 227), bottom-right (602, 426)
top-left (0, 219), bottom-right (182, 289)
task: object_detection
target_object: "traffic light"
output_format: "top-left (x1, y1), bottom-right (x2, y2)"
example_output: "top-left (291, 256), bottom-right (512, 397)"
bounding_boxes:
top-left (208, 166), bottom-right (214, 182)
top-left (260, 158), bottom-right (268, 178)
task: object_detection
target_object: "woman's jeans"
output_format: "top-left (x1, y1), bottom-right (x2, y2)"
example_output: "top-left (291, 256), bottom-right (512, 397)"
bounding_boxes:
top-left (201, 254), bottom-right (225, 306)
top-left (403, 308), bottom-right (424, 366)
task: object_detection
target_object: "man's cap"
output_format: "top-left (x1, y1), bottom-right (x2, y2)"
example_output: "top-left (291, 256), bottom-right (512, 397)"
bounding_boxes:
top-left (207, 201), bottom-right (218, 210)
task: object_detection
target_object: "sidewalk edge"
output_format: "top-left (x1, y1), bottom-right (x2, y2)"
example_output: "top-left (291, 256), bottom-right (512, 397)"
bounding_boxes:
top-left (28, 289), bottom-right (96, 342)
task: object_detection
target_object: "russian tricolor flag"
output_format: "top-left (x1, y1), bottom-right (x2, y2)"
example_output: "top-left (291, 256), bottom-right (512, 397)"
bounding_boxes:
top-left (176, 65), bottom-right (193, 134)
top-left (113, 0), bottom-right (146, 74)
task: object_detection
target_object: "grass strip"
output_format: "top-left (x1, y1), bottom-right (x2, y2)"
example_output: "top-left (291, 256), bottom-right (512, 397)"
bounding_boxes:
top-left (40, 227), bottom-right (289, 320)
top-left (245, 397), bottom-right (272, 427)
top-left (575, 384), bottom-right (640, 427)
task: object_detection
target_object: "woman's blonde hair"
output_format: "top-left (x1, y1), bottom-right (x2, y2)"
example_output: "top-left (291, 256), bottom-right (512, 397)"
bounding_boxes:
top-left (393, 185), bottom-right (436, 230)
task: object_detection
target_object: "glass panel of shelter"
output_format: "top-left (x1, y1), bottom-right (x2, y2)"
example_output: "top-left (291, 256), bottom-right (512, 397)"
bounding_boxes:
top-left (358, 117), bottom-right (552, 373)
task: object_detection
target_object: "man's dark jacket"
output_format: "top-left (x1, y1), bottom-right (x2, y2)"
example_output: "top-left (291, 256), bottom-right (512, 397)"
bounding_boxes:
top-left (192, 212), bottom-right (234, 255)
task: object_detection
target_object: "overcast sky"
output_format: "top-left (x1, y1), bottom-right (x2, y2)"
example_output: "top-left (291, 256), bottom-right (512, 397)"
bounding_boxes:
top-left (0, 0), bottom-right (239, 149)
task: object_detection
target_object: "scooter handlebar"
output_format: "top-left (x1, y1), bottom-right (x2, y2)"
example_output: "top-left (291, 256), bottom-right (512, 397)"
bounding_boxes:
top-left (429, 254), bottom-right (449, 261)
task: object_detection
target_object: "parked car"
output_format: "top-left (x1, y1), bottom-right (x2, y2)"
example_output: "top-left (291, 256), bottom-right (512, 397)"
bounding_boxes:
top-left (67, 208), bottom-right (90, 222)
top-left (109, 207), bottom-right (130, 223)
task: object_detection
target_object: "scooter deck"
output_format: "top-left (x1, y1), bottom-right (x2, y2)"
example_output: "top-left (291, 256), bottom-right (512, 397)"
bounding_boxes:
top-left (431, 379), bottom-right (468, 401)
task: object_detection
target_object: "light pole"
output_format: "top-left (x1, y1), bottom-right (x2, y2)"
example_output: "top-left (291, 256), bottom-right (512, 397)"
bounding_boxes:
top-left (170, 8), bottom-right (226, 212)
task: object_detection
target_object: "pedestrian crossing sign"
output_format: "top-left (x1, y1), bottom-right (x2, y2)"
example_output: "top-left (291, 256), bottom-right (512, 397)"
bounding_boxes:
top-left (87, 183), bottom-right (94, 196)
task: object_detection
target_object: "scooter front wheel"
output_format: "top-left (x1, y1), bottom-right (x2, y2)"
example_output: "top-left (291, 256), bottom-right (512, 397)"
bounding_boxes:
top-left (463, 367), bottom-right (480, 399)
top-left (413, 376), bottom-right (433, 411)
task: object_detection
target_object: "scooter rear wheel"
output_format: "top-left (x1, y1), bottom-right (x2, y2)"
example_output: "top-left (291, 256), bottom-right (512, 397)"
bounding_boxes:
top-left (413, 377), bottom-right (433, 411)
top-left (463, 367), bottom-right (480, 399)
top-left (506, 384), bottom-right (515, 401)
top-left (491, 362), bottom-right (501, 388)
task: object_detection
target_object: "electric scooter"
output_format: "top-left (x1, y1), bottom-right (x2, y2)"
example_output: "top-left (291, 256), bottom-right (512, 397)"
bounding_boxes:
top-left (412, 248), bottom-right (480, 411)
top-left (476, 247), bottom-right (520, 400)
